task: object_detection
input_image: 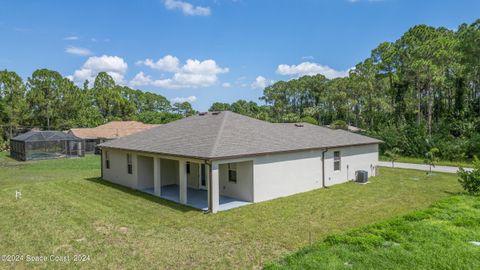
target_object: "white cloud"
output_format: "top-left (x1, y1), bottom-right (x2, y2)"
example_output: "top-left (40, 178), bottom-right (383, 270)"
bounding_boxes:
top-left (171, 96), bottom-right (197, 103)
top-left (129, 72), bottom-right (153, 87)
top-left (276, 62), bottom-right (349, 79)
top-left (69, 55), bottom-right (128, 85)
top-left (222, 82), bottom-right (232, 88)
top-left (63, 36), bottom-right (79, 40)
top-left (131, 56), bottom-right (228, 89)
top-left (65, 46), bottom-right (93, 56)
top-left (136, 55), bottom-right (180, 72)
top-left (164, 0), bottom-right (211, 16)
top-left (251, 76), bottom-right (273, 89)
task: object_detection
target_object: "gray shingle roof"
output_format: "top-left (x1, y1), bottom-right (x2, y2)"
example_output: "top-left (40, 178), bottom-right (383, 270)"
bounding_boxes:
top-left (99, 111), bottom-right (382, 160)
top-left (13, 130), bottom-right (80, 142)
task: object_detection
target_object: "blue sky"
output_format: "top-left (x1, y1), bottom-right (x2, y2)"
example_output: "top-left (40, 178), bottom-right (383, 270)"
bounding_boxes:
top-left (0, 0), bottom-right (479, 111)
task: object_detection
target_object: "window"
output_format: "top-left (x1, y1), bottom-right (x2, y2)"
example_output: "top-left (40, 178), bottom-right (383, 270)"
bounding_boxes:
top-left (228, 163), bottom-right (237, 183)
top-left (186, 162), bottom-right (191, 174)
top-left (127, 154), bottom-right (133, 174)
top-left (105, 151), bottom-right (110, 169)
top-left (334, 151), bottom-right (341, 171)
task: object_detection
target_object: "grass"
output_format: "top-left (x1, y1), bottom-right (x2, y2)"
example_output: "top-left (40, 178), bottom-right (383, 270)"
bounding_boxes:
top-left (0, 152), bottom-right (464, 269)
top-left (380, 155), bottom-right (473, 168)
top-left (265, 195), bottom-right (480, 269)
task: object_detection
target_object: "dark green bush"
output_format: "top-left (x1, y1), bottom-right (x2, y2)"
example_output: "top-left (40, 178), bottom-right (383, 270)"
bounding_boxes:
top-left (458, 156), bottom-right (480, 195)
top-left (330, 120), bottom-right (348, 130)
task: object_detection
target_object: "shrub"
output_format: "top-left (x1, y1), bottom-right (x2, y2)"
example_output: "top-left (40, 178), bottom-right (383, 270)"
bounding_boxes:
top-left (301, 116), bottom-right (318, 125)
top-left (424, 147), bottom-right (440, 174)
top-left (384, 147), bottom-right (401, 167)
top-left (458, 156), bottom-right (480, 195)
top-left (330, 120), bottom-right (347, 130)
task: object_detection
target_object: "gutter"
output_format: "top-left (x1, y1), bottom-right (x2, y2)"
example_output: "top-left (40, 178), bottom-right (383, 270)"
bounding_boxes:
top-left (322, 148), bottom-right (328, 188)
top-left (99, 141), bottom-right (381, 163)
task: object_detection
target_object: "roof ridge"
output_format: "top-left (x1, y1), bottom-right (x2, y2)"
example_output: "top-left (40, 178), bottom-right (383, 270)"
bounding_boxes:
top-left (209, 112), bottom-right (229, 159)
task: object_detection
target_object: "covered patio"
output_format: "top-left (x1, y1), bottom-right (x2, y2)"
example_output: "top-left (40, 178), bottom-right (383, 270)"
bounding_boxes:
top-left (134, 154), bottom-right (253, 212)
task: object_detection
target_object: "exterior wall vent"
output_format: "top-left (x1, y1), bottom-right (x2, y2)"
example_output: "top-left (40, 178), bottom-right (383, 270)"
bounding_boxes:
top-left (212, 111), bottom-right (221, 115)
top-left (198, 112), bottom-right (207, 116)
top-left (294, 123), bottom-right (304, 127)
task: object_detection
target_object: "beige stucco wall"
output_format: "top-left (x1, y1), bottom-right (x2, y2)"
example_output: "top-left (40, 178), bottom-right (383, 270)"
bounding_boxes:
top-left (252, 144), bottom-right (379, 203)
top-left (218, 161), bottom-right (254, 202)
top-left (253, 150), bottom-right (323, 202)
top-left (323, 144), bottom-right (379, 186)
top-left (160, 158), bottom-right (179, 186)
top-left (102, 149), bottom-right (138, 189)
top-left (137, 155), bottom-right (154, 190)
top-left (187, 162), bottom-right (200, 189)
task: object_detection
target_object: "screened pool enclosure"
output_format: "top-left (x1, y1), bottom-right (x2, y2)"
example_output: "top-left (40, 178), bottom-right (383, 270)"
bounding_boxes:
top-left (10, 130), bottom-right (85, 161)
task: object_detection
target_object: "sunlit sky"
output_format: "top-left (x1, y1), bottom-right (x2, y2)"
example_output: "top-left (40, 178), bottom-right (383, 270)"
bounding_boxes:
top-left (1, 0), bottom-right (479, 110)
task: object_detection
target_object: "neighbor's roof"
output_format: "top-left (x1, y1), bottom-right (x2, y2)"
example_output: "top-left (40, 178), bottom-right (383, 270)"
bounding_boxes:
top-left (13, 130), bottom-right (80, 142)
top-left (69, 121), bottom-right (159, 139)
top-left (100, 111), bottom-right (382, 160)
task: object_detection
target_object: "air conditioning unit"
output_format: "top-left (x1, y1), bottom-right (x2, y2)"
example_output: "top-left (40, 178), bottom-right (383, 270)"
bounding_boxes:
top-left (355, 170), bottom-right (368, 183)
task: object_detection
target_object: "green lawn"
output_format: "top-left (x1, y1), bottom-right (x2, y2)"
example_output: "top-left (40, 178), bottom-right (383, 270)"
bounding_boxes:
top-left (266, 195), bottom-right (480, 269)
top-left (380, 155), bottom-right (473, 168)
top-left (0, 153), bottom-right (464, 269)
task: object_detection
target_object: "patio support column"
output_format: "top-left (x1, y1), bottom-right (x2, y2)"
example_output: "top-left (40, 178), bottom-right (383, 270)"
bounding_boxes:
top-left (132, 154), bottom-right (139, 189)
top-left (179, 159), bottom-right (187, 204)
top-left (153, 157), bottom-right (161, 196)
top-left (209, 162), bottom-right (220, 213)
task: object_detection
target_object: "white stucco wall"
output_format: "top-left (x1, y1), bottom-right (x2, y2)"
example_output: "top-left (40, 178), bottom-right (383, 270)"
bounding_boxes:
top-left (252, 144), bottom-right (379, 202)
top-left (160, 158), bottom-right (179, 186)
top-left (137, 155), bottom-right (154, 190)
top-left (253, 150), bottom-right (323, 202)
top-left (218, 161), bottom-right (254, 202)
top-left (323, 144), bottom-right (379, 186)
top-left (102, 149), bottom-right (138, 189)
top-left (187, 162), bottom-right (200, 189)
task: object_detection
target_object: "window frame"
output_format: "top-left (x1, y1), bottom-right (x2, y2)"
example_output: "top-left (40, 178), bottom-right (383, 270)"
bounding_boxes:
top-left (105, 150), bottom-right (110, 169)
top-left (127, 153), bottom-right (133, 174)
top-left (228, 163), bottom-right (237, 183)
top-left (333, 151), bottom-right (341, 171)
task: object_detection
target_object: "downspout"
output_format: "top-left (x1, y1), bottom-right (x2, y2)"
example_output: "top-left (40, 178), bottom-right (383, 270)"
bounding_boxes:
top-left (100, 148), bottom-right (104, 179)
top-left (322, 148), bottom-right (328, 188)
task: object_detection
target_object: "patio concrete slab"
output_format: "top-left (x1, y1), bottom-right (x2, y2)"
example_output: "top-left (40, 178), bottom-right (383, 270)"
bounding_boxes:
top-left (143, 184), bottom-right (251, 211)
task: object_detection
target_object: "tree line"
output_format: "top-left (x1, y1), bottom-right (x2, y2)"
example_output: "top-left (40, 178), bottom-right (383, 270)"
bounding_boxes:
top-left (209, 20), bottom-right (480, 161)
top-left (0, 70), bottom-right (195, 147)
top-left (1, 19), bottom-right (479, 161)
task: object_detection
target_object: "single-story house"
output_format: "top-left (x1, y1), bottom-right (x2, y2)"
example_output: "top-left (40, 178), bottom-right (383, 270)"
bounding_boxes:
top-left (99, 111), bottom-right (382, 213)
top-left (68, 121), bottom-right (159, 154)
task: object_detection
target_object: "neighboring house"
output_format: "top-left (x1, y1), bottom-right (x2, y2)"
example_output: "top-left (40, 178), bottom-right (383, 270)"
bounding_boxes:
top-left (99, 111), bottom-right (382, 213)
top-left (10, 130), bottom-right (84, 161)
top-left (68, 121), bottom-right (159, 154)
